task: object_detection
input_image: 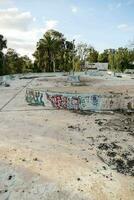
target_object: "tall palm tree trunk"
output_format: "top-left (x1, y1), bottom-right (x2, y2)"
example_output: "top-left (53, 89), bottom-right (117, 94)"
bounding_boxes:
top-left (52, 54), bottom-right (56, 72)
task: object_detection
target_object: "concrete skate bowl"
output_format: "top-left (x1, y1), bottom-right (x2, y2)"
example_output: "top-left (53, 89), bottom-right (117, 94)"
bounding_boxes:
top-left (66, 75), bottom-right (106, 86)
top-left (25, 88), bottom-right (134, 112)
top-left (0, 74), bottom-right (15, 83)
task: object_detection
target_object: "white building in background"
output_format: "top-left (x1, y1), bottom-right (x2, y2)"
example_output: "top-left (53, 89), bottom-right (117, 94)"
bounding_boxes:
top-left (124, 69), bottom-right (134, 74)
top-left (84, 62), bottom-right (108, 71)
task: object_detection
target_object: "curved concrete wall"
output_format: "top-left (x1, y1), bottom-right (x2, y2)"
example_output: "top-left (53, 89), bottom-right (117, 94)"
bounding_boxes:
top-left (25, 88), bottom-right (134, 111)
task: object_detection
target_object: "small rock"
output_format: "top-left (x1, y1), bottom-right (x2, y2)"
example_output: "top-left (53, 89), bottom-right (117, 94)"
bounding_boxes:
top-left (102, 166), bottom-right (107, 170)
top-left (8, 175), bottom-right (13, 180)
top-left (33, 157), bottom-right (38, 161)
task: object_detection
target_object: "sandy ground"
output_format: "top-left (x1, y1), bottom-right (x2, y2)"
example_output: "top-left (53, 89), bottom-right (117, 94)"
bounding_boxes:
top-left (0, 74), bottom-right (134, 200)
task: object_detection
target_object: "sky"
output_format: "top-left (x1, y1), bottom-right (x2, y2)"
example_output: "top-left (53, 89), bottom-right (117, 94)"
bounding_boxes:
top-left (0, 0), bottom-right (134, 59)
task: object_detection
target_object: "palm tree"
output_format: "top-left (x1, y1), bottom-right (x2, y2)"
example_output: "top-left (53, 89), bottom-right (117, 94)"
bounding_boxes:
top-left (33, 30), bottom-right (75, 72)
top-left (0, 34), bottom-right (7, 75)
top-left (34, 30), bottom-right (65, 72)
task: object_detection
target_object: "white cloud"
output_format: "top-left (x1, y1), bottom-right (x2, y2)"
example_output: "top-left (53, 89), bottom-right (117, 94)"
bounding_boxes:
top-left (73, 34), bottom-right (81, 41)
top-left (45, 20), bottom-right (59, 30)
top-left (71, 6), bottom-right (78, 13)
top-left (117, 24), bottom-right (134, 32)
top-left (118, 24), bottom-right (128, 29)
top-left (0, 7), bottom-right (59, 59)
top-left (0, 7), bottom-right (35, 31)
top-left (0, 0), bottom-right (13, 4)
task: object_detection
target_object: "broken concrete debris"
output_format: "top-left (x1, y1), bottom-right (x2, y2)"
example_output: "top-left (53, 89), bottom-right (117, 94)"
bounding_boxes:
top-left (97, 145), bottom-right (134, 176)
top-left (97, 114), bottom-right (134, 176)
top-left (100, 115), bottom-right (134, 135)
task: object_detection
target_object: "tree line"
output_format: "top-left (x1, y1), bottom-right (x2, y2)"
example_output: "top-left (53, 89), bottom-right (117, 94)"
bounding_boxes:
top-left (0, 30), bottom-right (134, 75)
top-left (0, 35), bottom-right (33, 75)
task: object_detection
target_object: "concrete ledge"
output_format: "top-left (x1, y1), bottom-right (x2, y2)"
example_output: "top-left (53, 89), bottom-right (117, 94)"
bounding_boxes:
top-left (25, 88), bottom-right (134, 111)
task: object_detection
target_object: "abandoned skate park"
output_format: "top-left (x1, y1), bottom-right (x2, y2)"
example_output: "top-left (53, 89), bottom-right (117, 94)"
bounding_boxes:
top-left (0, 71), bottom-right (134, 200)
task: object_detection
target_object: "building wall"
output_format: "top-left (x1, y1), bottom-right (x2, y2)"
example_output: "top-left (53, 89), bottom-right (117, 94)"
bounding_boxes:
top-left (95, 63), bottom-right (108, 71)
top-left (84, 62), bottom-right (108, 71)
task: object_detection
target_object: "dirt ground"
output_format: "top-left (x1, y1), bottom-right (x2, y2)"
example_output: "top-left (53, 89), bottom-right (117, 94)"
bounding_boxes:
top-left (0, 74), bottom-right (134, 200)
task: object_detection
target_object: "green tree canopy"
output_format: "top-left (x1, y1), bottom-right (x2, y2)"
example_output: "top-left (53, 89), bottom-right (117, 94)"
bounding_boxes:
top-left (87, 47), bottom-right (98, 63)
top-left (0, 32), bottom-right (134, 75)
top-left (3, 49), bottom-right (33, 75)
top-left (108, 48), bottom-right (134, 72)
top-left (98, 49), bottom-right (109, 63)
top-left (33, 29), bottom-right (74, 72)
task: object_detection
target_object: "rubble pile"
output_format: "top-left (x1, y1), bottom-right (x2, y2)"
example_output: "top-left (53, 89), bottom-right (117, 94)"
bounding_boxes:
top-left (97, 142), bottom-right (134, 176)
top-left (97, 114), bottom-right (134, 136)
top-left (97, 114), bottom-right (134, 176)
top-left (105, 115), bottom-right (134, 136)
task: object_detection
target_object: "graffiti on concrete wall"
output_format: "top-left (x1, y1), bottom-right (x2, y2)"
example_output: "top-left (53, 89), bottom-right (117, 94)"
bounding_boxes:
top-left (67, 75), bottom-right (80, 83)
top-left (25, 88), bottom-right (134, 111)
top-left (67, 96), bottom-right (80, 110)
top-left (26, 89), bottom-right (45, 106)
top-left (46, 92), bottom-right (103, 110)
top-left (46, 93), bottom-right (68, 109)
top-left (79, 95), bottom-right (102, 110)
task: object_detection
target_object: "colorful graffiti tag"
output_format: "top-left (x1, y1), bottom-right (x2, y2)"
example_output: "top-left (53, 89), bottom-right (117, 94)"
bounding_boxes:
top-left (46, 93), bottom-right (68, 109)
top-left (68, 96), bottom-right (80, 110)
top-left (79, 95), bottom-right (102, 110)
top-left (26, 89), bottom-right (45, 106)
top-left (25, 88), bottom-right (134, 111)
